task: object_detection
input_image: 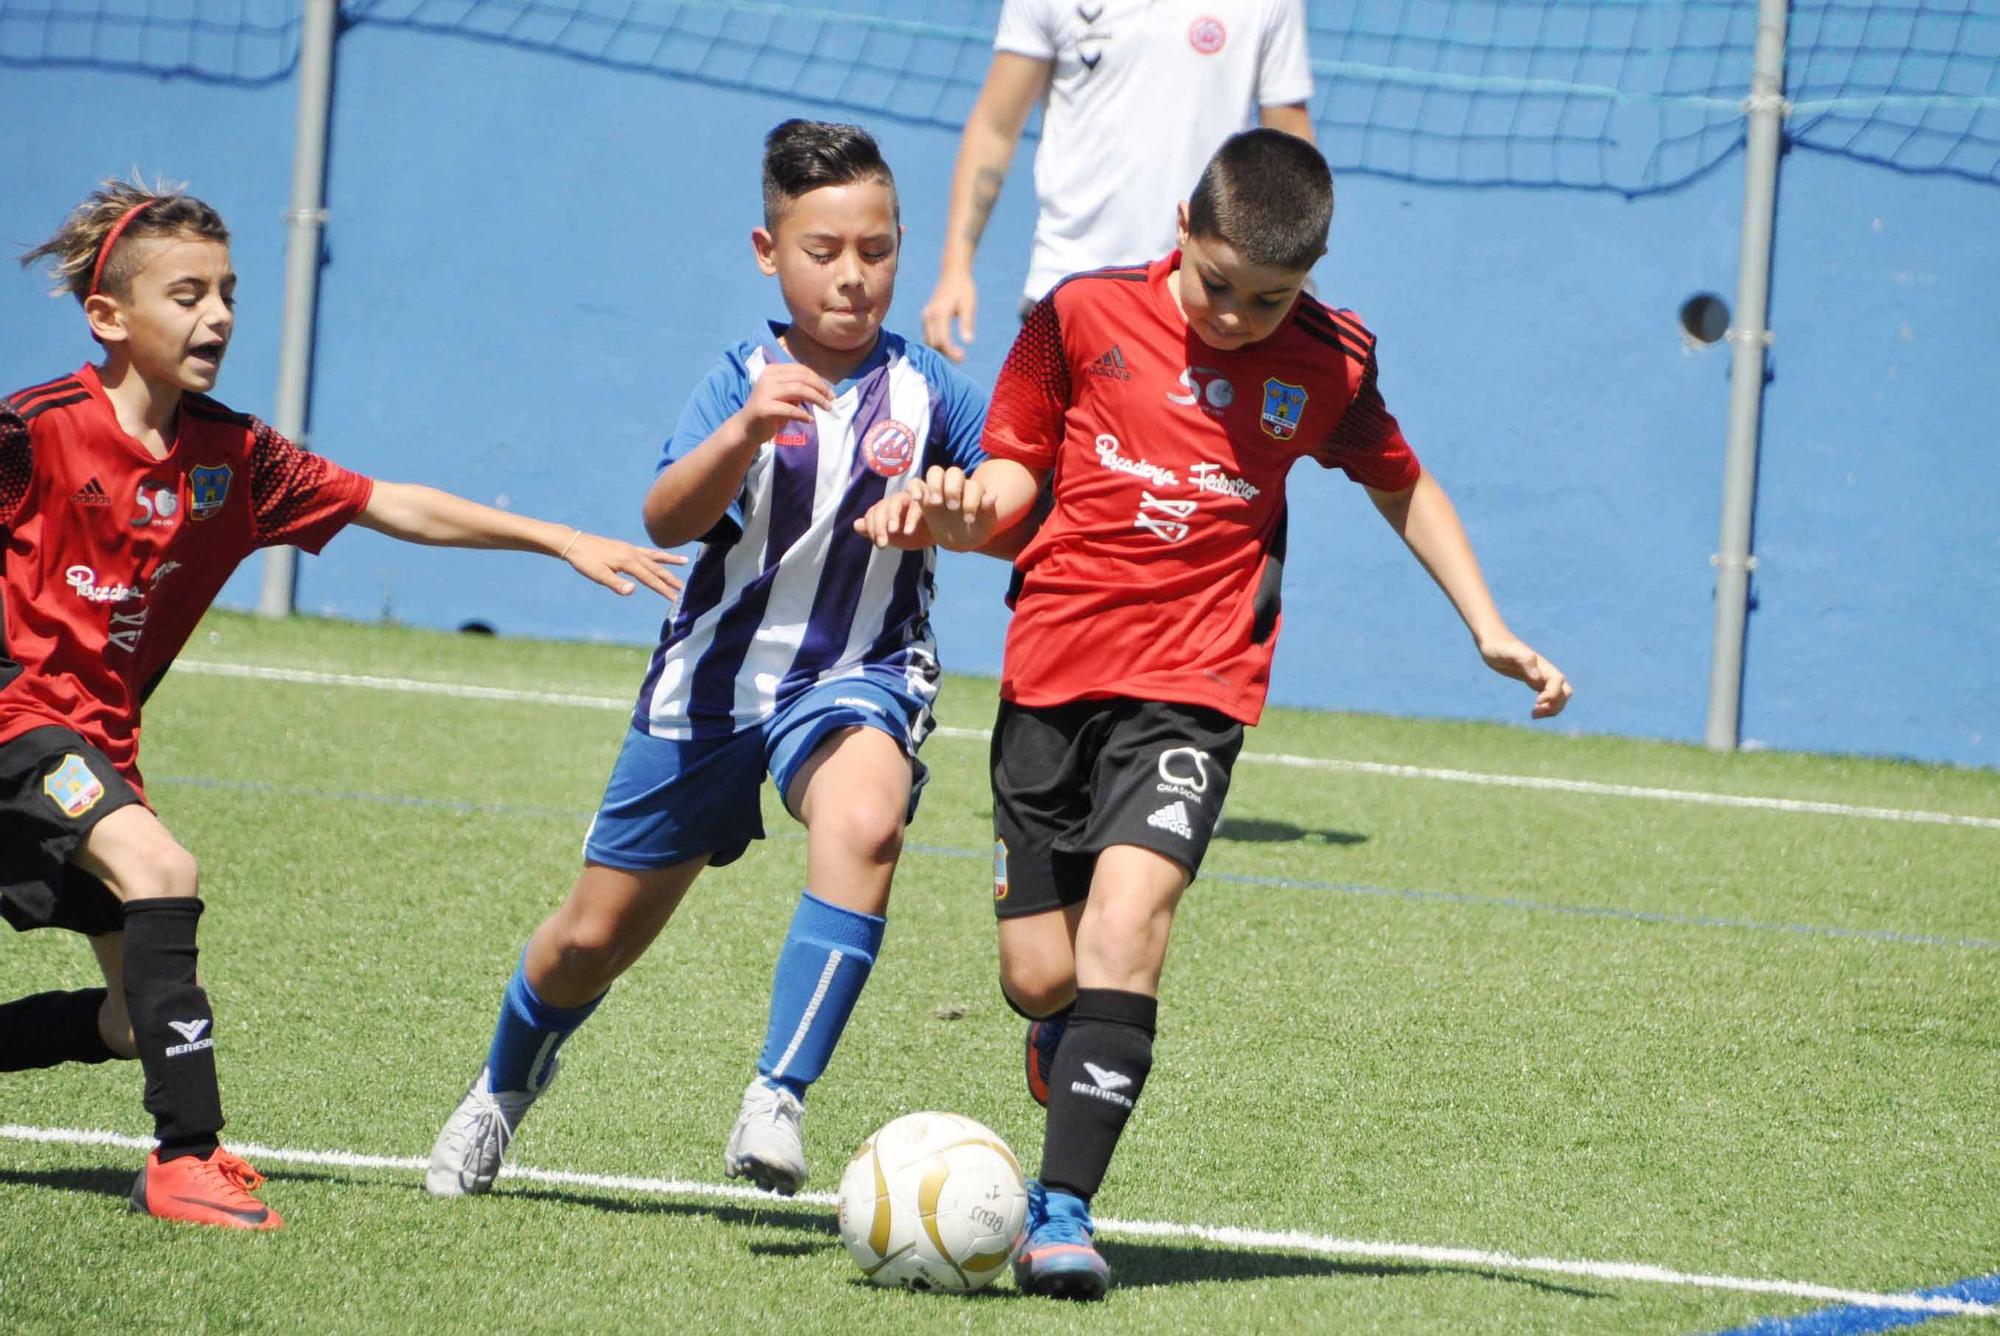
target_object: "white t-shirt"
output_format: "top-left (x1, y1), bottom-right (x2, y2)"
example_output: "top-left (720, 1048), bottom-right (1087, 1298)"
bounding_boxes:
top-left (995, 0), bottom-right (1314, 301)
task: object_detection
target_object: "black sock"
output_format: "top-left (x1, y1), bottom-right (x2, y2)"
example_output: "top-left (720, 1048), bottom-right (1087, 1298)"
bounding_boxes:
top-left (0, 988), bottom-right (116, 1071)
top-left (122, 898), bottom-right (222, 1161)
top-left (1039, 988), bottom-right (1157, 1203)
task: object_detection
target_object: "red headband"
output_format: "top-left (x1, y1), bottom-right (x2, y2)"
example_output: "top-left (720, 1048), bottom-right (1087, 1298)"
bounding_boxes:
top-left (87, 199), bottom-right (161, 299)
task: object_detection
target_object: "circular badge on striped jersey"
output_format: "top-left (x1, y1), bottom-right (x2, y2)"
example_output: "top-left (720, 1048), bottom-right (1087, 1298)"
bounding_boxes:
top-left (861, 419), bottom-right (917, 477)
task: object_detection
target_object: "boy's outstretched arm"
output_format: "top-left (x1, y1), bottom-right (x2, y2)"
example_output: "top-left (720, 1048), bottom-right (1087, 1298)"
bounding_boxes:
top-left (1367, 471), bottom-right (1572, 719)
top-left (354, 482), bottom-right (685, 599)
top-left (854, 458), bottom-right (1044, 555)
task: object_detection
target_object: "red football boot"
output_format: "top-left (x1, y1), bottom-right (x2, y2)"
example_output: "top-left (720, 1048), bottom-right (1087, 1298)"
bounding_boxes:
top-left (1025, 1015), bottom-right (1066, 1108)
top-left (130, 1147), bottom-right (282, 1230)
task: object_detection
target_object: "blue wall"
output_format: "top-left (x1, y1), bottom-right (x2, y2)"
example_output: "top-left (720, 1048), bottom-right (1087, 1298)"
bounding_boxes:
top-left (2, 27), bottom-right (1994, 767)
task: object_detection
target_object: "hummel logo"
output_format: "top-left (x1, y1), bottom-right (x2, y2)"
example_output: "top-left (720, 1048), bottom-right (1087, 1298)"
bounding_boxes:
top-left (1085, 344), bottom-right (1132, 381)
top-left (1083, 1062), bottom-right (1131, 1092)
top-left (73, 477), bottom-right (111, 506)
top-left (168, 1019), bottom-right (210, 1043)
top-left (1147, 800), bottom-right (1194, 838)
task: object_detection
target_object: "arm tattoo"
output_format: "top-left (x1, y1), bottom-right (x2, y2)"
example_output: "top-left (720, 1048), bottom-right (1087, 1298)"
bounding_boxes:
top-left (963, 166), bottom-right (1007, 244)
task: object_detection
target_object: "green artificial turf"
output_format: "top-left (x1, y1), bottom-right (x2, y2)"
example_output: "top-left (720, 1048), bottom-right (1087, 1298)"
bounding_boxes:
top-left (2, 612), bottom-right (1993, 1333)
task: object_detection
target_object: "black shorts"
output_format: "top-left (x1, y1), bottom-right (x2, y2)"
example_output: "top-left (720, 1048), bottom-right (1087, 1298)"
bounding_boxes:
top-left (990, 698), bottom-right (1244, 920)
top-left (0, 726), bottom-right (140, 936)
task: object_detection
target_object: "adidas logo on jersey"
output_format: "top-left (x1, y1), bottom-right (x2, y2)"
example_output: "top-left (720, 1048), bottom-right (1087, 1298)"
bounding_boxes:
top-left (72, 477), bottom-right (111, 507)
top-left (1146, 800), bottom-right (1194, 839)
top-left (1085, 344), bottom-right (1132, 381)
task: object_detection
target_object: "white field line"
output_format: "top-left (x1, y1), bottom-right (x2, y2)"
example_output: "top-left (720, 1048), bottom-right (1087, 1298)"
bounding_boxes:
top-left (2, 1123), bottom-right (1993, 1319)
top-left (174, 660), bottom-right (2000, 832)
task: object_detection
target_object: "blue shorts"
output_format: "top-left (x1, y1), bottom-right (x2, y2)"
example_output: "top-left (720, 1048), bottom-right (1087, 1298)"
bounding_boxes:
top-left (583, 674), bottom-right (932, 871)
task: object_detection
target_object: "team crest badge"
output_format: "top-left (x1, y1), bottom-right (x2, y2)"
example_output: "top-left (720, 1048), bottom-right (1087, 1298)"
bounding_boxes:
top-left (1259, 378), bottom-right (1308, 441)
top-left (861, 419), bottom-right (917, 478)
top-left (189, 463), bottom-right (233, 520)
top-left (993, 840), bottom-right (1009, 902)
top-left (43, 755), bottom-right (105, 820)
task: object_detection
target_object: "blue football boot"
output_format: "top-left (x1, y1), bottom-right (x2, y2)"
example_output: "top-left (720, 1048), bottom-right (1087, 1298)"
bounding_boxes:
top-left (1013, 1180), bottom-right (1109, 1300)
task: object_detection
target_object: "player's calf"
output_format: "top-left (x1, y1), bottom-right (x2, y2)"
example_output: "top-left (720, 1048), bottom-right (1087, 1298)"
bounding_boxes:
top-left (0, 988), bottom-right (122, 1071)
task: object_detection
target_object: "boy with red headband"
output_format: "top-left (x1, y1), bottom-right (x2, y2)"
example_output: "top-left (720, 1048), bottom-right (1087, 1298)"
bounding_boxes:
top-left (1, 179), bottom-right (684, 1230)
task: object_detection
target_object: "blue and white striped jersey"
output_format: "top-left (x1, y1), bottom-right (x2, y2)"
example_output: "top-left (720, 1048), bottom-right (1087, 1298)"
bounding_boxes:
top-left (634, 326), bottom-right (989, 739)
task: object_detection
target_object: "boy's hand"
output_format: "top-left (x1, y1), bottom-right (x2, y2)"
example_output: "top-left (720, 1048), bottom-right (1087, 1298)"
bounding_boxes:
top-left (854, 492), bottom-right (934, 550)
top-left (915, 465), bottom-right (1001, 551)
top-left (922, 271), bottom-right (978, 364)
top-left (1478, 634), bottom-right (1572, 718)
top-left (739, 363), bottom-right (834, 445)
top-left (561, 530), bottom-right (687, 599)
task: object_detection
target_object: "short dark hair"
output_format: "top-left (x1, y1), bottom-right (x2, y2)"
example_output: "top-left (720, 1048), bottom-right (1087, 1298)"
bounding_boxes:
top-left (1186, 129), bottom-right (1332, 272)
top-left (762, 119), bottom-right (898, 228)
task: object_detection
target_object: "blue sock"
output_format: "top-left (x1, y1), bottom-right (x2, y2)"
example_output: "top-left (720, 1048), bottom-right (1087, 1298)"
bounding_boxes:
top-left (484, 955), bottom-right (604, 1093)
top-left (756, 891), bottom-right (885, 1100)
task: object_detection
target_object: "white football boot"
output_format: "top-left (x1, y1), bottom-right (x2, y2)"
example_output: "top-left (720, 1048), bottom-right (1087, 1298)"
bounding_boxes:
top-left (425, 1061), bottom-right (557, 1197)
top-left (723, 1078), bottom-right (807, 1196)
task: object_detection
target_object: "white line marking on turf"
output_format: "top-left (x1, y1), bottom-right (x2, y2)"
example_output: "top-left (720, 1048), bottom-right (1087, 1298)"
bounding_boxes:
top-left (174, 660), bottom-right (2000, 831)
top-left (3, 1124), bottom-right (1994, 1318)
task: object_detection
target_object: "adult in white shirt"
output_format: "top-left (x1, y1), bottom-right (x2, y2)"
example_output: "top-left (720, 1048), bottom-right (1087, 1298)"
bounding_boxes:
top-left (922, 0), bottom-right (1315, 362)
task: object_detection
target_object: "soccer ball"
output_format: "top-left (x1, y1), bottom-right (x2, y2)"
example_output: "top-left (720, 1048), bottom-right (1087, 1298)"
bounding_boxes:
top-left (835, 1111), bottom-right (1028, 1292)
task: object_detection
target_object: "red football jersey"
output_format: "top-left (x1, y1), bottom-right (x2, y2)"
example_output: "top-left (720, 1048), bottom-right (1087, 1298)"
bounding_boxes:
top-left (983, 253), bottom-right (1422, 724)
top-left (0, 365), bottom-right (374, 789)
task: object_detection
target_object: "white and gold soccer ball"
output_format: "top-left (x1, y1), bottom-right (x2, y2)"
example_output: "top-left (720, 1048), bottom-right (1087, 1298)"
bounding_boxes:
top-left (835, 1111), bottom-right (1029, 1292)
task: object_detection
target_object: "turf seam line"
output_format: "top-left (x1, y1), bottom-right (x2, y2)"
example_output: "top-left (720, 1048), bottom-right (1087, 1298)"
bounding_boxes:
top-left (170, 661), bottom-right (2000, 832)
top-left (3, 1123), bottom-right (1995, 1318)
top-left (141, 775), bottom-right (2000, 952)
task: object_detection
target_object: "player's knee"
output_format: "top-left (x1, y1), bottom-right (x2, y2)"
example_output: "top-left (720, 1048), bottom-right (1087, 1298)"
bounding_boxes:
top-left (998, 964), bottom-right (1075, 1019)
top-left (822, 796), bottom-right (906, 868)
top-left (550, 914), bottom-right (644, 983)
top-left (115, 841), bottom-right (200, 902)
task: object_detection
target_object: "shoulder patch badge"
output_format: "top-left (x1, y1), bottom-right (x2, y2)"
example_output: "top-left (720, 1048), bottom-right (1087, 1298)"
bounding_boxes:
top-left (43, 754), bottom-right (105, 820)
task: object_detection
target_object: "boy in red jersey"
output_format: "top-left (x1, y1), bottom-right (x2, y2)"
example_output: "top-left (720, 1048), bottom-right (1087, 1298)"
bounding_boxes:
top-left (0, 180), bottom-right (684, 1230)
top-left (860, 129), bottom-right (1571, 1299)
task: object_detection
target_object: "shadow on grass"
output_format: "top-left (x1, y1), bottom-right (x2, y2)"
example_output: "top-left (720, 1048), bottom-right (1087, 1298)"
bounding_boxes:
top-left (1214, 817), bottom-right (1368, 846)
top-left (469, 1183), bottom-right (1604, 1299)
top-left (0, 1163), bottom-right (344, 1199)
top-left (475, 1181), bottom-right (840, 1236)
top-left (1106, 1238), bottom-right (1605, 1297)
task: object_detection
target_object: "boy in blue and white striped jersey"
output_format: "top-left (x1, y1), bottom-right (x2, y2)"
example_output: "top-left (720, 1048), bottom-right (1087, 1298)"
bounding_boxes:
top-left (426, 119), bottom-right (988, 1198)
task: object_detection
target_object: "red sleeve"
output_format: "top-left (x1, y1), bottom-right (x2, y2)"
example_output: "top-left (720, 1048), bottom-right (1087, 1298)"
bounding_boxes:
top-left (0, 405), bottom-right (30, 533)
top-left (1314, 354), bottom-right (1422, 491)
top-left (249, 420), bottom-right (375, 553)
top-left (980, 295), bottom-right (1070, 471)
